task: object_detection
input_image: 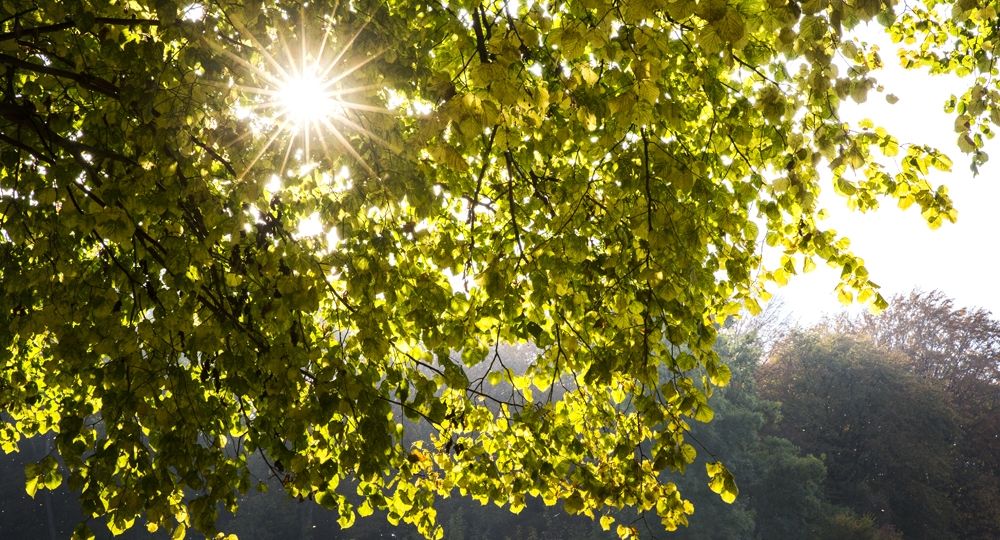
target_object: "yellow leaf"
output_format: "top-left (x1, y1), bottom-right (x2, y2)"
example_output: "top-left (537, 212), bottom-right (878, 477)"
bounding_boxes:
top-left (43, 469), bottom-right (62, 490)
top-left (579, 66), bottom-right (599, 86)
top-left (837, 287), bottom-right (854, 305)
top-left (25, 476), bottom-right (39, 498)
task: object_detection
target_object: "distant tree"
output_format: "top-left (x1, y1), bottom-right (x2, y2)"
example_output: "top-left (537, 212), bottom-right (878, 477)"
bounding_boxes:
top-left (671, 334), bottom-right (833, 540)
top-left (758, 332), bottom-right (961, 539)
top-left (835, 291), bottom-right (1000, 394)
top-left (835, 291), bottom-right (1000, 539)
top-left (814, 512), bottom-right (903, 540)
top-left (722, 299), bottom-right (794, 361)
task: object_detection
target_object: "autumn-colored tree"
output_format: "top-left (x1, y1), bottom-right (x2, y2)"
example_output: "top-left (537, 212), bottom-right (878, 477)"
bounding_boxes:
top-left (835, 291), bottom-right (1000, 392)
top-left (2, 0), bottom-right (999, 538)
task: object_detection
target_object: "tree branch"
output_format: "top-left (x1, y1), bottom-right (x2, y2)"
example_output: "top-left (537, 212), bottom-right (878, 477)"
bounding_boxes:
top-left (0, 17), bottom-right (161, 43)
top-left (0, 52), bottom-right (119, 97)
top-left (470, 7), bottom-right (492, 64)
top-left (190, 135), bottom-right (238, 178)
top-left (0, 131), bottom-right (53, 164)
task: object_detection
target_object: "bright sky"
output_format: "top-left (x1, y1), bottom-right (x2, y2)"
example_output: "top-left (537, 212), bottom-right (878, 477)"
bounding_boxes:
top-left (769, 29), bottom-right (1000, 325)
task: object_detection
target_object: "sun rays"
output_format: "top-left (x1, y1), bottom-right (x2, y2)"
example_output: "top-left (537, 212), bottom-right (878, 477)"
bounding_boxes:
top-left (276, 67), bottom-right (345, 130)
top-left (218, 10), bottom-right (390, 181)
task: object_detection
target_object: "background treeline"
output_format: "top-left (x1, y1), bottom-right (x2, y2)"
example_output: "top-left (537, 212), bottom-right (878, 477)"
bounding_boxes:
top-left (2, 291), bottom-right (997, 539)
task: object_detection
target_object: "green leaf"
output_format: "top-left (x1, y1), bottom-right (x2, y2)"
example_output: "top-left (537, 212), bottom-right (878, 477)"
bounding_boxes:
top-left (564, 492), bottom-right (585, 514)
top-left (43, 468), bottom-right (62, 490)
top-left (706, 461), bottom-right (739, 504)
top-left (72, 524), bottom-right (96, 540)
top-left (694, 404), bottom-right (715, 423)
top-left (709, 364), bottom-right (732, 387)
top-left (715, 9), bottom-right (746, 44)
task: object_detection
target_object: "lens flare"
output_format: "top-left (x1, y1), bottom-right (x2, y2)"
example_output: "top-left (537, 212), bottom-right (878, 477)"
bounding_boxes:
top-left (215, 10), bottom-right (391, 179)
top-left (277, 68), bottom-right (343, 130)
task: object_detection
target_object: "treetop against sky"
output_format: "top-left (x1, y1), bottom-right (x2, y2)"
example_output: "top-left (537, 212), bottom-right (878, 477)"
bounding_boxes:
top-left (1, 0), bottom-right (997, 538)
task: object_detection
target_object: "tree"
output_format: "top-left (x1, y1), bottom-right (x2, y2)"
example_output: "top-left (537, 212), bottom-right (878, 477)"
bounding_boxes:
top-left (0, 0), bottom-right (995, 538)
top-left (835, 291), bottom-right (1000, 394)
top-left (671, 331), bottom-right (895, 540)
top-left (668, 334), bottom-right (822, 540)
top-left (835, 291), bottom-right (1000, 539)
top-left (758, 332), bottom-right (962, 539)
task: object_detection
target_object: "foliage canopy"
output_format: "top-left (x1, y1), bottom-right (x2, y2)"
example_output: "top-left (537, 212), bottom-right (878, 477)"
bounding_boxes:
top-left (1, 0), bottom-right (996, 537)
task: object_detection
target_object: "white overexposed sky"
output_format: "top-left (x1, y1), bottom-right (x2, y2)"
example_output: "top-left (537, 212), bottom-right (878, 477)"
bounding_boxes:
top-left (767, 28), bottom-right (1000, 325)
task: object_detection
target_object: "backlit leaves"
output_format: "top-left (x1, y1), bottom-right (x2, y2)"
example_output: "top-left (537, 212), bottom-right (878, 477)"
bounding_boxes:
top-left (706, 461), bottom-right (739, 504)
top-left (0, 0), bottom-right (990, 538)
top-left (23, 455), bottom-right (61, 497)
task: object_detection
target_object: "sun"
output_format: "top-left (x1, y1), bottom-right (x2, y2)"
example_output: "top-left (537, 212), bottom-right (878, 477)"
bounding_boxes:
top-left (218, 11), bottom-right (389, 179)
top-left (275, 67), bottom-right (345, 131)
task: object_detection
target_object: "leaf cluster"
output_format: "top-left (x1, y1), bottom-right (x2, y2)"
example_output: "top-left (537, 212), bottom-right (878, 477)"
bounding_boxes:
top-left (1, 0), bottom-right (998, 538)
